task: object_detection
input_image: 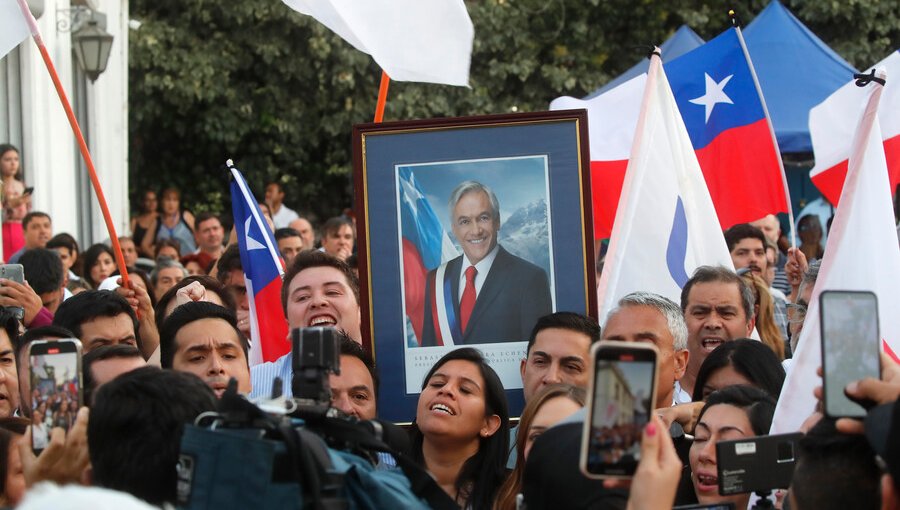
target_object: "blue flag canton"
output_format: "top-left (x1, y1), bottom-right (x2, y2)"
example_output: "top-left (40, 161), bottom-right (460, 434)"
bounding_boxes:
top-left (665, 28), bottom-right (766, 150)
top-left (229, 176), bottom-right (282, 296)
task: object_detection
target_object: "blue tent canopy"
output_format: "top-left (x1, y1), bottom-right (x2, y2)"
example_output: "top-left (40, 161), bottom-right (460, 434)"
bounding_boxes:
top-left (585, 25), bottom-right (704, 99)
top-left (744, 0), bottom-right (858, 153)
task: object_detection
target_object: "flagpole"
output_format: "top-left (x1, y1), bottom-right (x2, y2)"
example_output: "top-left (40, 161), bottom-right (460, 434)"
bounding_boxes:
top-left (374, 71), bottom-right (390, 123)
top-left (15, 0), bottom-right (130, 287)
top-left (731, 10), bottom-right (797, 249)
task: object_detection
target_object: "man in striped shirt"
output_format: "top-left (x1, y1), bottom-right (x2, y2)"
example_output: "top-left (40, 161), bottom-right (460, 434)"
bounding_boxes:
top-left (250, 251), bottom-right (361, 399)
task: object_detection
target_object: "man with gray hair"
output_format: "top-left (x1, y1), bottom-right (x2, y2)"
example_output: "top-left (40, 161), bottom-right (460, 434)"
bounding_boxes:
top-left (151, 257), bottom-right (187, 302)
top-left (602, 292), bottom-right (690, 408)
top-left (421, 180), bottom-right (552, 345)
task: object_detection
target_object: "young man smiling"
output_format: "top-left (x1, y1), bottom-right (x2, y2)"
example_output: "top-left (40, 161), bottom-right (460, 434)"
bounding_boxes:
top-left (250, 251), bottom-right (362, 399)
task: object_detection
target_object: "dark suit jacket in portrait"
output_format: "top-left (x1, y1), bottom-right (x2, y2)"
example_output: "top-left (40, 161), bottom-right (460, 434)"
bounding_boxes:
top-left (421, 246), bottom-right (552, 346)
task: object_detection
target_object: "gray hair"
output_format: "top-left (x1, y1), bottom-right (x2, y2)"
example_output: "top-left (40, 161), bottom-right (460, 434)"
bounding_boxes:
top-left (797, 260), bottom-right (821, 301)
top-left (448, 181), bottom-right (500, 223)
top-left (151, 257), bottom-right (188, 286)
top-left (606, 292), bottom-right (688, 351)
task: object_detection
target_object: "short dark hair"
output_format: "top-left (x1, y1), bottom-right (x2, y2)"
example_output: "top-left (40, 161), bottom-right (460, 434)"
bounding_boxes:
top-left (154, 238), bottom-right (182, 258)
top-left (699, 385), bottom-right (776, 437)
top-left (16, 325), bottom-right (75, 359)
top-left (215, 244), bottom-right (243, 284)
top-left (321, 216), bottom-right (353, 238)
top-left (724, 223), bottom-right (767, 253)
top-left (791, 418), bottom-right (881, 510)
top-left (46, 232), bottom-right (79, 254)
top-left (19, 248), bottom-right (64, 294)
top-left (266, 180), bottom-right (284, 193)
top-left (274, 227), bottom-right (301, 241)
top-left (22, 211), bottom-right (50, 230)
top-left (88, 367), bottom-right (216, 506)
top-left (53, 290), bottom-right (140, 348)
top-left (0, 308), bottom-right (20, 358)
top-left (691, 339), bottom-right (786, 402)
top-left (194, 212), bottom-right (221, 230)
top-left (339, 333), bottom-right (378, 395)
top-left (154, 275), bottom-right (236, 333)
top-left (159, 301), bottom-right (248, 369)
top-left (83, 344), bottom-right (144, 405)
top-left (281, 251), bottom-right (359, 315)
top-left (680, 265), bottom-right (755, 322)
top-left (82, 243), bottom-right (116, 289)
top-left (526, 312), bottom-right (600, 358)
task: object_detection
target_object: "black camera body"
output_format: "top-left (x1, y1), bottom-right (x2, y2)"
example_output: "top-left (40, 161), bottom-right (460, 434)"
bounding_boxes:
top-left (716, 432), bottom-right (802, 496)
top-left (290, 326), bottom-right (340, 409)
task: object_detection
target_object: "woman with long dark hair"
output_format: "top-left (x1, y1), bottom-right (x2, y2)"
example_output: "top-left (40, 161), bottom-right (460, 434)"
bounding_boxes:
top-left (82, 244), bottom-right (117, 290)
top-left (412, 348), bottom-right (509, 509)
top-left (691, 339), bottom-right (786, 402)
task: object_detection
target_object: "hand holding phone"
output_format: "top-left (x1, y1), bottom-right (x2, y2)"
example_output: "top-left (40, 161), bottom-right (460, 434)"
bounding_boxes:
top-left (819, 290), bottom-right (881, 418)
top-left (28, 339), bottom-right (83, 454)
top-left (581, 341), bottom-right (659, 479)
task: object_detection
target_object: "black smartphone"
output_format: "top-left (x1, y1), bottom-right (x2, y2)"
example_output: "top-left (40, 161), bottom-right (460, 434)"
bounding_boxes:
top-left (0, 264), bottom-right (25, 320)
top-left (581, 341), bottom-right (658, 479)
top-left (819, 290), bottom-right (880, 418)
top-left (23, 187), bottom-right (34, 196)
top-left (28, 339), bottom-right (83, 454)
top-left (674, 504), bottom-right (735, 510)
top-left (716, 432), bottom-right (802, 495)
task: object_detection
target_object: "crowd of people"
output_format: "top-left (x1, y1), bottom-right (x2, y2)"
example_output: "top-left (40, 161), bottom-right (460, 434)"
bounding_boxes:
top-left (0, 140), bottom-right (895, 509)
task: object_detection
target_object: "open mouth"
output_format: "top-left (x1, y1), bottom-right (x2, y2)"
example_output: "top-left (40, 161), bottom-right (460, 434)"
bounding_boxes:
top-left (701, 338), bottom-right (725, 352)
top-left (430, 403), bottom-right (455, 415)
top-left (695, 473), bottom-right (718, 491)
top-left (309, 315), bottom-right (337, 327)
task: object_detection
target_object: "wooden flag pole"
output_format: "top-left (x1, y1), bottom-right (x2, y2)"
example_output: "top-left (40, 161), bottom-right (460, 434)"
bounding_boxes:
top-left (15, 0), bottom-right (130, 287)
top-left (374, 71), bottom-right (391, 123)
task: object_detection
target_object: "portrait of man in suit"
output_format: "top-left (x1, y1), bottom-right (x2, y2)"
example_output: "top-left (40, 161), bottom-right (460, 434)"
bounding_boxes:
top-left (421, 180), bottom-right (552, 346)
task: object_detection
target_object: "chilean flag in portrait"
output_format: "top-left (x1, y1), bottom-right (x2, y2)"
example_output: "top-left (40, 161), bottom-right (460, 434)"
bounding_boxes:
top-left (666, 27), bottom-right (788, 229)
top-left (229, 166), bottom-right (290, 365)
top-left (398, 167), bottom-right (458, 345)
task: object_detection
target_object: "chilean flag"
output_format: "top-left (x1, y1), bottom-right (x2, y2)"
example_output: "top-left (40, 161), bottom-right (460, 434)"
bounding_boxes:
top-left (666, 28), bottom-right (788, 229)
top-left (597, 50), bottom-right (734, 321)
top-left (553, 28), bottom-right (789, 238)
top-left (809, 50), bottom-right (900, 206)
top-left (0, 0), bottom-right (31, 60)
top-left (229, 165), bottom-right (290, 365)
top-left (398, 168), bottom-right (457, 345)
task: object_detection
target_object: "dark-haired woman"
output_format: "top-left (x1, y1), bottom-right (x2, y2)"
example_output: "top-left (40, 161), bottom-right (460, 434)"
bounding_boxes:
top-left (0, 144), bottom-right (29, 261)
top-left (412, 348), bottom-right (509, 509)
top-left (691, 339), bottom-right (786, 402)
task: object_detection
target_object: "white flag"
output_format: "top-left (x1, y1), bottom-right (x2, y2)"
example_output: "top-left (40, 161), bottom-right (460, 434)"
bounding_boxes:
top-left (771, 68), bottom-right (900, 434)
top-left (0, 0), bottom-right (30, 59)
top-left (597, 52), bottom-right (733, 322)
top-left (283, 0), bottom-right (473, 87)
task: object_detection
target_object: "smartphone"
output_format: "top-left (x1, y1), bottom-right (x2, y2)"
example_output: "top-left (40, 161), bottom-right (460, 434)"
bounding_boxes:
top-left (0, 264), bottom-right (25, 320)
top-left (28, 339), bottom-right (83, 454)
top-left (716, 432), bottom-right (802, 495)
top-left (674, 504), bottom-right (735, 510)
top-left (819, 290), bottom-right (880, 418)
top-left (23, 187), bottom-right (34, 196)
top-left (580, 341), bottom-right (659, 479)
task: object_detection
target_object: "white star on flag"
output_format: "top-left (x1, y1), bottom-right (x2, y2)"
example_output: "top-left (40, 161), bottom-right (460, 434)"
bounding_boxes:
top-left (689, 73), bottom-right (734, 122)
top-left (244, 216), bottom-right (266, 251)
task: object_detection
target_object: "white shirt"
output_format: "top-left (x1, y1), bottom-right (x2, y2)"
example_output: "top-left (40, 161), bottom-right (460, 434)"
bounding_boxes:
top-left (271, 204), bottom-right (299, 229)
top-left (673, 380), bottom-right (693, 405)
top-left (457, 244), bottom-right (499, 304)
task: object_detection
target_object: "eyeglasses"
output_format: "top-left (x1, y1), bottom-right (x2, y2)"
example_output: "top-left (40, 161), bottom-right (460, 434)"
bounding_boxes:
top-left (786, 302), bottom-right (807, 325)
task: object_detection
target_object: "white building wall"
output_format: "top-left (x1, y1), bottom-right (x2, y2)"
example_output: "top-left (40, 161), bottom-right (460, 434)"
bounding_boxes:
top-left (10, 0), bottom-right (129, 247)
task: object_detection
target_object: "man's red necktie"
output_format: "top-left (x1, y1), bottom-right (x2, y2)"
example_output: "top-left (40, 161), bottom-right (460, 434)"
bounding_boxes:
top-left (460, 266), bottom-right (477, 332)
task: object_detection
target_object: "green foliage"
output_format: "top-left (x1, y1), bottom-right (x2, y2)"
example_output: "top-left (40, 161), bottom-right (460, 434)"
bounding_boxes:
top-left (129, 0), bottom-right (899, 220)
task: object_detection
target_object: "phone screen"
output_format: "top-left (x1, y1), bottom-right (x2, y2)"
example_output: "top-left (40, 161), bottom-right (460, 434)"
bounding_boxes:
top-left (29, 340), bottom-right (83, 453)
top-left (820, 290), bottom-right (880, 418)
top-left (582, 341), bottom-right (658, 478)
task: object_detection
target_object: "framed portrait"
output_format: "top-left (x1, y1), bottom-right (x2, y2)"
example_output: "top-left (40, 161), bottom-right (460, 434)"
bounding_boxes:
top-left (352, 110), bottom-right (596, 422)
